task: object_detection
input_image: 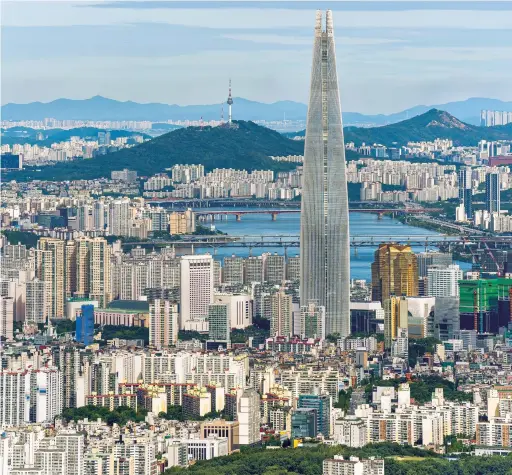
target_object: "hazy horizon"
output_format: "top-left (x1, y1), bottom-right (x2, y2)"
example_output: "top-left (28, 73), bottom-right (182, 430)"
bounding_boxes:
top-left (3, 0), bottom-right (512, 114)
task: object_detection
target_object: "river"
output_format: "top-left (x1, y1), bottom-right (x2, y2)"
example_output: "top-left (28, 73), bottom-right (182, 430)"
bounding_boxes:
top-left (195, 210), bottom-right (470, 281)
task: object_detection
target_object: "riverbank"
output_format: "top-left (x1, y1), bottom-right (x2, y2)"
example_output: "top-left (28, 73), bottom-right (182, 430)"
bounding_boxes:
top-left (396, 215), bottom-right (461, 236)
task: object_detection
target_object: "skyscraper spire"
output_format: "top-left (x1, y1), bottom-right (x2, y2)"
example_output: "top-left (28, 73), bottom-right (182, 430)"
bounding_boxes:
top-left (300, 10), bottom-right (350, 338)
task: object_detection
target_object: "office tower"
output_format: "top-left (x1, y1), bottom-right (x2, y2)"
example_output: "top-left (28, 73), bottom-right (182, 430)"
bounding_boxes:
top-left (180, 255), bottom-right (214, 330)
top-left (223, 255), bottom-right (245, 284)
top-left (270, 290), bottom-right (293, 337)
top-left (76, 304), bottom-right (95, 346)
top-left (427, 265), bottom-right (463, 297)
top-left (350, 302), bottom-right (385, 334)
top-left (214, 293), bottom-right (252, 329)
top-left (286, 256), bottom-right (300, 281)
top-left (434, 296), bottom-right (460, 341)
top-left (291, 408), bottom-right (317, 439)
top-left (0, 296), bottom-right (14, 340)
top-left (264, 253), bottom-right (285, 284)
top-left (150, 299), bottom-right (179, 348)
top-left (36, 238), bottom-right (66, 319)
top-left (208, 303), bottom-right (230, 344)
top-left (417, 251), bottom-right (453, 278)
top-left (486, 172), bottom-right (501, 214)
top-left (237, 388), bottom-right (261, 445)
top-left (26, 278), bottom-right (47, 324)
top-left (298, 393), bottom-right (331, 437)
top-left (406, 296), bottom-right (435, 339)
top-left (384, 296), bottom-right (408, 349)
top-left (300, 10), bottom-right (350, 338)
top-left (300, 301), bottom-right (326, 340)
top-left (0, 370), bottom-right (29, 427)
top-left (458, 167), bottom-right (473, 219)
top-left (371, 243), bottom-right (418, 302)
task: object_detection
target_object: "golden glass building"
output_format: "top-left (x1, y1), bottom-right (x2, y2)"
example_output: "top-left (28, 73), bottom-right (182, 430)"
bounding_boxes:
top-left (371, 243), bottom-right (418, 303)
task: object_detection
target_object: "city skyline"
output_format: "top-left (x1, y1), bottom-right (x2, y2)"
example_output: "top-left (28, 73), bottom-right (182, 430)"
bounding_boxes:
top-left (3, 1), bottom-right (512, 113)
top-left (300, 10), bottom-right (350, 338)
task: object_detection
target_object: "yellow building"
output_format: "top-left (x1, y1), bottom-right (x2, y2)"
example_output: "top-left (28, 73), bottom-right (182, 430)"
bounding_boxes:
top-left (371, 243), bottom-right (418, 302)
top-left (169, 208), bottom-right (196, 235)
top-left (384, 296), bottom-right (408, 349)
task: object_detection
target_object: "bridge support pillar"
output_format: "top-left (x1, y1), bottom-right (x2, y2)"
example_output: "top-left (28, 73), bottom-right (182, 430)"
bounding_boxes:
top-left (271, 212), bottom-right (277, 221)
top-left (377, 213), bottom-right (383, 220)
top-left (236, 214), bottom-right (241, 222)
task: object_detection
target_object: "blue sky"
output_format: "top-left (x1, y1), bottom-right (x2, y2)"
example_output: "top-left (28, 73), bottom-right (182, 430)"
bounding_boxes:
top-left (2, 0), bottom-right (512, 114)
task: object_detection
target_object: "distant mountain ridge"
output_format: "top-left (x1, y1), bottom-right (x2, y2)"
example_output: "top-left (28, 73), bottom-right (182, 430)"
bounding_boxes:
top-left (345, 109), bottom-right (512, 146)
top-left (3, 96), bottom-right (512, 125)
top-left (290, 109), bottom-right (512, 146)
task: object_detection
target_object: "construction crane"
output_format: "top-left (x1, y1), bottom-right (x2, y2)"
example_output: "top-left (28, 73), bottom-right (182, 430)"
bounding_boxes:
top-left (462, 237), bottom-right (480, 272)
top-left (482, 239), bottom-right (503, 276)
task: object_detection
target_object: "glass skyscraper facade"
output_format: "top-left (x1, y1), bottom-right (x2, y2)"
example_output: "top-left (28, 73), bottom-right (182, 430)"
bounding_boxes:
top-left (300, 10), bottom-right (350, 338)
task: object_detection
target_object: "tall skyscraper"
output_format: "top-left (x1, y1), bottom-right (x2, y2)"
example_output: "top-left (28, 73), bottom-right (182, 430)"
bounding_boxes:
top-left (458, 167), bottom-right (473, 219)
top-left (300, 10), bottom-right (350, 338)
top-left (371, 243), bottom-right (418, 302)
top-left (486, 171), bottom-right (501, 214)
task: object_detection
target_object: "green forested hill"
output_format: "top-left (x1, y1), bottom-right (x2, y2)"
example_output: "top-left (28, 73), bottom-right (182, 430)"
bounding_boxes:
top-left (10, 121), bottom-right (308, 181)
top-left (164, 443), bottom-right (512, 475)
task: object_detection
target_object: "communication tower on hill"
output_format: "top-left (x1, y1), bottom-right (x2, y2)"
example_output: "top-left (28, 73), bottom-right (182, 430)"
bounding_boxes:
top-left (227, 79), bottom-right (233, 125)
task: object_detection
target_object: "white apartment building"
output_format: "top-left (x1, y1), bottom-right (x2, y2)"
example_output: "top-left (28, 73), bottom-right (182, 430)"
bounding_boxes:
top-left (0, 296), bottom-right (14, 340)
top-left (237, 388), bottom-right (261, 445)
top-left (323, 456), bottom-right (384, 475)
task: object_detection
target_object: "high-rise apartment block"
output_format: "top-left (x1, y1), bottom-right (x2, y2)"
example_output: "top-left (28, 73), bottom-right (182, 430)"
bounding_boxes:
top-left (300, 301), bottom-right (326, 340)
top-left (271, 290), bottom-right (293, 337)
top-left (150, 299), bottom-right (179, 348)
top-left (458, 167), bottom-right (473, 219)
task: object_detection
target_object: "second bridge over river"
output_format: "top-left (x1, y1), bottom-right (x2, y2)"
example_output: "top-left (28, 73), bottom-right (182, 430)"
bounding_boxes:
top-left (195, 207), bottom-right (441, 221)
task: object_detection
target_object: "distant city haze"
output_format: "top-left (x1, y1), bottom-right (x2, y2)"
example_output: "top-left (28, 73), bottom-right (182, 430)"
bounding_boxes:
top-left (2, 1), bottom-right (512, 114)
